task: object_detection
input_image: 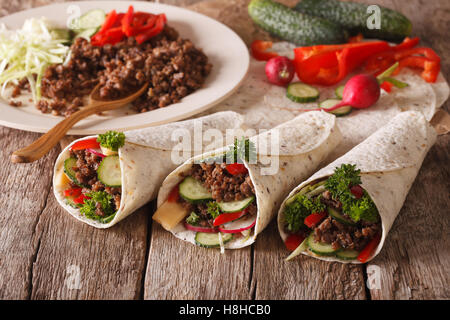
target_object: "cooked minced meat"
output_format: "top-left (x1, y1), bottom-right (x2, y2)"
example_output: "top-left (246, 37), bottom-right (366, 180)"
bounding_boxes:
top-left (69, 149), bottom-right (121, 213)
top-left (39, 25), bottom-right (211, 116)
top-left (190, 162), bottom-right (255, 202)
top-left (310, 190), bottom-right (381, 251)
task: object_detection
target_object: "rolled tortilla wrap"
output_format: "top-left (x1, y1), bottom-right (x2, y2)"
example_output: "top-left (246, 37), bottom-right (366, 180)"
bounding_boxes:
top-left (278, 111), bottom-right (437, 263)
top-left (53, 111), bottom-right (244, 228)
top-left (155, 111), bottom-right (342, 249)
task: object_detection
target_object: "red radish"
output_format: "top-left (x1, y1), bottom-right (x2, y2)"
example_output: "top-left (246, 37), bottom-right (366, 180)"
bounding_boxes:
top-left (265, 56), bottom-right (295, 86)
top-left (218, 215), bottom-right (256, 234)
top-left (323, 74), bottom-right (380, 112)
top-left (184, 222), bottom-right (217, 233)
top-left (86, 148), bottom-right (106, 158)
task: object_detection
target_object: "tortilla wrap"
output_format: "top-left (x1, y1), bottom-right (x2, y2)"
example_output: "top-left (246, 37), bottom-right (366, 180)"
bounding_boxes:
top-left (53, 111), bottom-right (244, 228)
top-left (156, 111), bottom-right (342, 249)
top-left (278, 111), bottom-right (437, 263)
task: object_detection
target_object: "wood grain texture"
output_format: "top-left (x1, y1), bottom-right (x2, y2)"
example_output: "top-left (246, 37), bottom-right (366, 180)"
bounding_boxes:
top-left (253, 221), bottom-right (367, 300)
top-left (144, 223), bottom-right (252, 299)
top-left (0, 127), bottom-right (60, 299)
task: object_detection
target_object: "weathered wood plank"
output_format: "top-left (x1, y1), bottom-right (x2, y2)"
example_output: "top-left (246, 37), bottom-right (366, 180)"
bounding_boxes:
top-left (30, 193), bottom-right (150, 299)
top-left (253, 221), bottom-right (367, 300)
top-left (144, 223), bottom-right (253, 299)
top-left (0, 128), bottom-right (60, 299)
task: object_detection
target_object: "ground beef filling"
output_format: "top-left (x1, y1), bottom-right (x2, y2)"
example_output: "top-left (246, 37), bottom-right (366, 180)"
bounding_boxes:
top-left (38, 26), bottom-right (211, 116)
top-left (69, 150), bottom-right (121, 216)
top-left (180, 163), bottom-right (257, 228)
top-left (312, 190), bottom-right (381, 251)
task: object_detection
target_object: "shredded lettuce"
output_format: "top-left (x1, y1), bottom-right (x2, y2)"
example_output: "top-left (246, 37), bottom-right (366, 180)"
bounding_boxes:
top-left (0, 18), bottom-right (70, 103)
top-left (283, 194), bottom-right (325, 232)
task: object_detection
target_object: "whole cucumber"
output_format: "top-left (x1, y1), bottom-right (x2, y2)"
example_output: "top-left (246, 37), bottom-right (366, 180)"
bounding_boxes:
top-left (294, 0), bottom-right (412, 42)
top-left (248, 0), bottom-right (347, 46)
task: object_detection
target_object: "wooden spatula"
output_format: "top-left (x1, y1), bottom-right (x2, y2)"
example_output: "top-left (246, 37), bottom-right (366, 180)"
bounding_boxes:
top-left (11, 83), bottom-right (148, 163)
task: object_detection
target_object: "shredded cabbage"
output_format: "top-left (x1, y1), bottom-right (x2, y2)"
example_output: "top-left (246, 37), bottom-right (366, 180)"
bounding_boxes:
top-left (0, 18), bottom-right (70, 103)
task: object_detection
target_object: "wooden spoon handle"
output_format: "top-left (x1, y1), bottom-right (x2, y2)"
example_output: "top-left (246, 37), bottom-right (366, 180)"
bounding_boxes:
top-left (11, 106), bottom-right (101, 163)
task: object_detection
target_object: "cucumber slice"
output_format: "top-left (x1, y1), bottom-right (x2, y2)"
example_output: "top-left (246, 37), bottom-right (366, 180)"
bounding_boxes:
top-left (97, 156), bottom-right (122, 187)
top-left (77, 9), bottom-right (105, 30)
top-left (285, 235), bottom-right (309, 261)
top-left (286, 82), bottom-right (320, 103)
top-left (64, 157), bottom-right (84, 187)
top-left (195, 232), bottom-right (233, 248)
top-left (327, 207), bottom-right (356, 226)
top-left (307, 232), bottom-right (339, 256)
top-left (319, 99), bottom-right (352, 117)
top-left (335, 85), bottom-right (345, 99)
top-left (75, 27), bottom-right (99, 40)
top-left (336, 249), bottom-right (359, 261)
top-left (179, 176), bottom-right (212, 203)
top-left (218, 196), bottom-right (254, 213)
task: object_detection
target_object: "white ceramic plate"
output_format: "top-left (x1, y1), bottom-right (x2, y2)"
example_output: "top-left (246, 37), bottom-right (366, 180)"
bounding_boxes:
top-left (0, 1), bottom-right (249, 134)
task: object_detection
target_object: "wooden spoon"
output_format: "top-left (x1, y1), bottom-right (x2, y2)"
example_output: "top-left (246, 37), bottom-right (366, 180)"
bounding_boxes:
top-left (11, 83), bottom-right (148, 163)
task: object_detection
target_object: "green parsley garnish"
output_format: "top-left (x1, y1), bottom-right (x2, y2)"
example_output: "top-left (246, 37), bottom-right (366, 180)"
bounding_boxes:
top-left (325, 164), bottom-right (379, 223)
top-left (284, 194), bottom-right (325, 232)
top-left (80, 191), bottom-right (116, 222)
top-left (97, 131), bottom-right (125, 151)
top-left (207, 201), bottom-right (221, 219)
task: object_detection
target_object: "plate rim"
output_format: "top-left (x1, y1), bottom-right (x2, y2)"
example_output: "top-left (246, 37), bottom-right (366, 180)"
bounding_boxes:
top-left (0, 0), bottom-right (249, 135)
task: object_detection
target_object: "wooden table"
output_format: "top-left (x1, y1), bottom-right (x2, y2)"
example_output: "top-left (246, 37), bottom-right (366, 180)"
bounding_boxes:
top-left (0, 0), bottom-right (448, 300)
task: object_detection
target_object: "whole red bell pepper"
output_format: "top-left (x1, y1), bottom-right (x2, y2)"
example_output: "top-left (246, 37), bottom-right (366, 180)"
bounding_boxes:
top-left (357, 233), bottom-right (382, 263)
top-left (70, 138), bottom-right (101, 151)
top-left (304, 211), bottom-right (327, 229)
top-left (250, 40), bottom-right (278, 61)
top-left (284, 234), bottom-right (306, 252)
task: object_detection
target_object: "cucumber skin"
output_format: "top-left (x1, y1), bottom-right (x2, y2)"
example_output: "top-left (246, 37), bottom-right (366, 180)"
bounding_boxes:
top-left (294, 0), bottom-right (412, 42)
top-left (97, 156), bottom-right (122, 187)
top-left (248, 0), bottom-right (347, 46)
top-left (64, 157), bottom-right (86, 188)
top-left (195, 233), bottom-right (233, 248)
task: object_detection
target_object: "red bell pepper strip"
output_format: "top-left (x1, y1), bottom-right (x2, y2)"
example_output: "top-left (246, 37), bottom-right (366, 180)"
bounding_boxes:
top-left (294, 41), bottom-right (390, 86)
top-left (122, 6), bottom-right (134, 36)
top-left (380, 81), bottom-right (393, 93)
top-left (135, 14), bottom-right (166, 44)
top-left (213, 208), bottom-right (248, 227)
top-left (225, 163), bottom-right (248, 175)
top-left (284, 234), bottom-right (306, 252)
top-left (350, 185), bottom-right (364, 199)
top-left (250, 40), bottom-right (278, 61)
top-left (73, 194), bottom-right (91, 205)
top-left (133, 12), bottom-right (158, 35)
top-left (398, 57), bottom-right (440, 83)
top-left (64, 187), bottom-right (82, 198)
top-left (97, 10), bottom-right (118, 34)
top-left (304, 211), bottom-right (327, 229)
top-left (357, 233), bottom-right (382, 263)
top-left (70, 138), bottom-right (101, 151)
top-left (167, 185), bottom-right (180, 203)
top-left (393, 37), bottom-right (420, 51)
